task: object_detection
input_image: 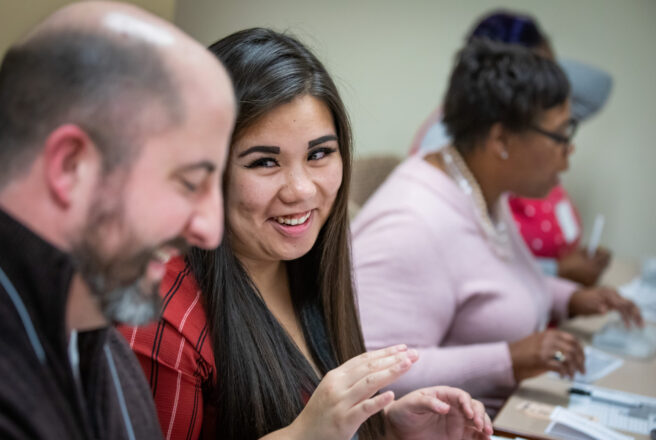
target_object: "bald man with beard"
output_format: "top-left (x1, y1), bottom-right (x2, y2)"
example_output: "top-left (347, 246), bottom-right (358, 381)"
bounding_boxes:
top-left (0, 2), bottom-right (235, 439)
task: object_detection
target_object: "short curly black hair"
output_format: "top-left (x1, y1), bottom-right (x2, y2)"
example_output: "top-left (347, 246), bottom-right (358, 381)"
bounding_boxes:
top-left (443, 38), bottom-right (569, 154)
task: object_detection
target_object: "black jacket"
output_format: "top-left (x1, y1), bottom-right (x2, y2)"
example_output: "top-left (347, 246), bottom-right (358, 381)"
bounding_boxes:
top-left (0, 209), bottom-right (163, 439)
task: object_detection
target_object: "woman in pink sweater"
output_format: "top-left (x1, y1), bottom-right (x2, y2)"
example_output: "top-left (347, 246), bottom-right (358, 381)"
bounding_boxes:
top-left (352, 39), bottom-right (642, 413)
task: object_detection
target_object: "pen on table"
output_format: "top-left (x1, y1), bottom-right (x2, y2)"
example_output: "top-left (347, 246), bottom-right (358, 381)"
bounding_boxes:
top-left (568, 386), bottom-right (641, 408)
top-left (587, 214), bottom-right (605, 258)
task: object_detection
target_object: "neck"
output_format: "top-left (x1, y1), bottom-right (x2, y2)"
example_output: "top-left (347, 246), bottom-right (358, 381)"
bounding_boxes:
top-left (460, 148), bottom-right (505, 215)
top-left (238, 255), bottom-right (289, 305)
top-left (0, 179), bottom-right (70, 251)
top-left (1, 188), bottom-right (107, 333)
top-left (66, 273), bottom-right (108, 333)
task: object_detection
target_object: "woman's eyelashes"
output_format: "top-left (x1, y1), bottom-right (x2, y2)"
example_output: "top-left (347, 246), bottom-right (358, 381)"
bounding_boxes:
top-left (245, 157), bottom-right (278, 169)
top-left (308, 146), bottom-right (337, 161)
top-left (243, 146), bottom-right (337, 169)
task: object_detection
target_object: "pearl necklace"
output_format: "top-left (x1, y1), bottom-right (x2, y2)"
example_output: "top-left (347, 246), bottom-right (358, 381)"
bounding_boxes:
top-left (438, 145), bottom-right (512, 259)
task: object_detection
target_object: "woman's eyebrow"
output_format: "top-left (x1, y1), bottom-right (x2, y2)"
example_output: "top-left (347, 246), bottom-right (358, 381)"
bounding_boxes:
top-left (237, 145), bottom-right (281, 158)
top-left (308, 135), bottom-right (338, 149)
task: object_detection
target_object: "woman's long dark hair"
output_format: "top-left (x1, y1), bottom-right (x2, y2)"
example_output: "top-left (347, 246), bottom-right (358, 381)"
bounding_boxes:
top-left (187, 28), bottom-right (383, 440)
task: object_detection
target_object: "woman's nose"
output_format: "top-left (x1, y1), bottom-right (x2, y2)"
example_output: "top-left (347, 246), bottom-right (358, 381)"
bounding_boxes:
top-left (279, 168), bottom-right (316, 203)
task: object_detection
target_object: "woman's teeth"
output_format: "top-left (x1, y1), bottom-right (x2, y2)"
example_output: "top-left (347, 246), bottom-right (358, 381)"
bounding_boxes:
top-left (275, 211), bottom-right (311, 226)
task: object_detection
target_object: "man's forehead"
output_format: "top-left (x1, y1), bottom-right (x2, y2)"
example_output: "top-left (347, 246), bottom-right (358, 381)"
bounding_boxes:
top-left (102, 12), bottom-right (174, 46)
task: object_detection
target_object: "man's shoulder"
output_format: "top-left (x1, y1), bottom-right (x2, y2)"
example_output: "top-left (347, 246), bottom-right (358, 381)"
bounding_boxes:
top-left (0, 323), bottom-right (84, 440)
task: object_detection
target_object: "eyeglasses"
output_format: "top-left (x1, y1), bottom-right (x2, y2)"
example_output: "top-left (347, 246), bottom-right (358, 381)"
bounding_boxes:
top-left (528, 118), bottom-right (578, 145)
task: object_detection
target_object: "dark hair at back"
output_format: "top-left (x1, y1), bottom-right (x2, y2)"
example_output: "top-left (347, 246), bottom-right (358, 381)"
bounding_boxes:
top-left (467, 10), bottom-right (548, 49)
top-left (443, 38), bottom-right (569, 154)
top-left (187, 28), bottom-right (383, 440)
top-left (0, 29), bottom-right (182, 187)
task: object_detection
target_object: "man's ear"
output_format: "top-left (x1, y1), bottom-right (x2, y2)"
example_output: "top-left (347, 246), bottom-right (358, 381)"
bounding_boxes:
top-left (43, 124), bottom-right (98, 208)
top-left (488, 122), bottom-right (512, 161)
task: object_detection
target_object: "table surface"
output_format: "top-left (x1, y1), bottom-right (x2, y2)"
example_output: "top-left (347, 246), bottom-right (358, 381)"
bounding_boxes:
top-left (493, 258), bottom-right (656, 440)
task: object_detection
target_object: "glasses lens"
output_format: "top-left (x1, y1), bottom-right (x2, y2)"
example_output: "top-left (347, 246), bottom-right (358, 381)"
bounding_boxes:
top-left (565, 119), bottom-right (578, 141)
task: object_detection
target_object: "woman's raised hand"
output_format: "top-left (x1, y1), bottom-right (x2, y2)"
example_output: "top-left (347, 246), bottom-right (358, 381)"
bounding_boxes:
top-left (385, 386), bottom-right (493, 440)
top-left (282, 344), bottom-right (418, 440)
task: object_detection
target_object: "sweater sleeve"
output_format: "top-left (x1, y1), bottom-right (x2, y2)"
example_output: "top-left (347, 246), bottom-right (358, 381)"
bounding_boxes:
top-left (546, 275), bottom-right (579, 322)
top-left (353, 208), bottom-right (515, 398)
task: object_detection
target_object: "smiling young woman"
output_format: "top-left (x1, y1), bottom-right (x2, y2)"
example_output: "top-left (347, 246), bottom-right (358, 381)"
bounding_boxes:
top-left (119, 28), bottom-right (492, 440)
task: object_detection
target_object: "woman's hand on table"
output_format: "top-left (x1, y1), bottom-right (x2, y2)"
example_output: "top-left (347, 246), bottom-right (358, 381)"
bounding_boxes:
top-left (509, 329), bottom-right (585, 382)
top-left (384, 386), bottom-right (492, 440)
top-left (568, 286), bottom-right (644, 328)
top-left (281, 344), bottom-right (418, 440)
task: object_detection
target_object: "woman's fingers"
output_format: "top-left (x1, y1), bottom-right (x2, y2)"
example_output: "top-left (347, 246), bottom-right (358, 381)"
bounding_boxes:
top-left (544, 332), bottom-right (585, 378)
top-left (346, 390), bottom-right (395, 428)
top-left (603, 289), bottom-right (644, 328)
top-left (454, 388), bottom-right (475, 420)
top-left (345, 356), bottom-right (414, 406)
top-left (483, 411), bottom-right (493, 435)
top-left (430, 387), bottom-right (490, 432)
top-left (470, 398), bottom-right (488, 432)
top-left (340, 344), bottom-right (409, 371)
top-left (343, 349), bottom-right (418, 388)
top-left (407, 393), bottom-right (451, 414)
top-left (306, 345), bottom-right (418, 436)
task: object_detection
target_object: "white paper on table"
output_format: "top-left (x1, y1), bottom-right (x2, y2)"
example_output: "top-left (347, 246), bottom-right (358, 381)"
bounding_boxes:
top-left (592, 316), bottom-right (656, 359)
top-left (546, 406), bottom-right (634, 440)
top-left (567, 384), bottom-right (656, 436)
top-left (548, 346), bottom-right (624, 383)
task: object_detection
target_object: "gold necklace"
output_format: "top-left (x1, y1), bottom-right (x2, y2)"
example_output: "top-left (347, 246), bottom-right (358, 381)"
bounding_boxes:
top-left (438, 145), bottom-right (511, 259)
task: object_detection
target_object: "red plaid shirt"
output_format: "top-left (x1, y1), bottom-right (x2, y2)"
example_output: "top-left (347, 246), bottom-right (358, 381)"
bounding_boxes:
top-left (118, 257), bottom-right (214, 440)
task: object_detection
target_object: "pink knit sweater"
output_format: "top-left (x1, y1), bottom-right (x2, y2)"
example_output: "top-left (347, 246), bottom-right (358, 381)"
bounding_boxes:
top-left (351, 156), bottom-right (578, 410)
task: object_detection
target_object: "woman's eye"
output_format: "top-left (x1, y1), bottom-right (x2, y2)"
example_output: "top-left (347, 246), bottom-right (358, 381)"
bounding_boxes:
top-left (245, 157), bottom-right (279, 169)
top-left (308, 147), bottom-right (336, 161)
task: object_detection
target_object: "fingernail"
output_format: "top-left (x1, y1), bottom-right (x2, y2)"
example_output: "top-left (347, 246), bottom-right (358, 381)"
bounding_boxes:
top-left (395, 344), bottom-right (407, 352)
top-left (395, 358), bottom-right (411, 371)
top-left (435, 401), bottom-right (449, 411)
top-left (408, 349), bottom-right (418, 359)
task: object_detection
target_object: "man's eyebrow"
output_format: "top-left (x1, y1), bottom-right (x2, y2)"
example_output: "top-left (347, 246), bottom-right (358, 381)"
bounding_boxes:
top-left (176, 161), bottom-right (216, 173)
top-left (237, 146), bottom-right (280, 158)
top-left (308, 135), bottom-right (338, 149)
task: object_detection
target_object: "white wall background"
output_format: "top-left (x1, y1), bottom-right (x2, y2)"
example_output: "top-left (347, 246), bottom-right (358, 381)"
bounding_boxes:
top-left (180, 0), bottom-right (651, 259)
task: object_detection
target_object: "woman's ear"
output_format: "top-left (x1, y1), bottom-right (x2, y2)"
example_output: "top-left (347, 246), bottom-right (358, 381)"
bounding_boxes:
top-left (488, 122), bottom-right (511, 161)
top-left (43, 124), bottom-right (99, 208)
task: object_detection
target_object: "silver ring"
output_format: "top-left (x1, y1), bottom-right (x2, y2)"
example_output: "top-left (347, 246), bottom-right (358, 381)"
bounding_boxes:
top-left (553, 350), bottom-right (566, 363)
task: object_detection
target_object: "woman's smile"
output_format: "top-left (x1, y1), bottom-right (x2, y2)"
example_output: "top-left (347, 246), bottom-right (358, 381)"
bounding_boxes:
top-left (270, 210), bottom-right (314, 238)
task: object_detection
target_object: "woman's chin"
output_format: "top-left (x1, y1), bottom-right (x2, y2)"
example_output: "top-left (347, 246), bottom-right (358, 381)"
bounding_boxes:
top-left (279, 244), bottom-right (315, 262)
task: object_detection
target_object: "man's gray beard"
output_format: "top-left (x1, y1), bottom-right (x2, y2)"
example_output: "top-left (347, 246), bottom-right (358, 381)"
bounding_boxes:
top-left (94, 277), bottom-right (162, 326)
top-left (73, 176), bottom-right (163, 327)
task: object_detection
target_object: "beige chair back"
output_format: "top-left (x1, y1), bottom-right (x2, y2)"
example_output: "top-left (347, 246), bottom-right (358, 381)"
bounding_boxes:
top-left (349, 155), bottom-right (402, 218)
